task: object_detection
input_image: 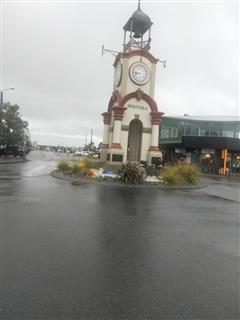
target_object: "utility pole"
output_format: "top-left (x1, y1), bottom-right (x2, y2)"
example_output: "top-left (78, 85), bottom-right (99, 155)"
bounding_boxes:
top-left (0, 88), bottom-right (15, 109)
top-left (85, 129), bottom-right (88, 147)
top-left (0, 91), bottom-right (3, 108)
top-left (90, 129), bottom-right (93, 144)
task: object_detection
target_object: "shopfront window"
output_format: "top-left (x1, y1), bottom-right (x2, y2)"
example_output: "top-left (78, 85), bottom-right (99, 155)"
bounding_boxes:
top-left (222, 130), bottom-right (234, 138)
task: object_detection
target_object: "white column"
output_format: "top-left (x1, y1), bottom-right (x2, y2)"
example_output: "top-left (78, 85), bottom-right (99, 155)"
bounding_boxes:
top-left (101, 112), bottom-right (111, 148)
top-left (102, 124), bottom-right (109, 145)
top-left (150, 124), bottom-right (159, 147)
top-left (111, 106), bottom-right (126, 148)
top-left (112, 120), bottom-right (121, 144)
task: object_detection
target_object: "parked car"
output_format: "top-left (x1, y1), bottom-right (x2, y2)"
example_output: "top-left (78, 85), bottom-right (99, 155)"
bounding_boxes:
top-left (0, 146), bottom-right (28, 157)
top-left (93, 153), bottom-right (100, 158)
top-left (74, 150), bottom-right (82, 155)
top-left (0, 148), bottom-right (5, 156)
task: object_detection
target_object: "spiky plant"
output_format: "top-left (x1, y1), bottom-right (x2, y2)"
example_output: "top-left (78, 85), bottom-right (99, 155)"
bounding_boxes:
top-left (121, 162), bottom-right (144, 184)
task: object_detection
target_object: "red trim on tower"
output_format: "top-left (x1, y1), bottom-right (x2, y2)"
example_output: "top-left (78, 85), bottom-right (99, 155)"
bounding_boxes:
top-left (101, 112), bottom-right (112, 125)
top-left (113, 106), bottom-right (127, 121)
top-left (113, 50), bottom-right (158, 66)
top-left (113, 53), bottom-right (122, 67)
top-left (124, 50), bottom-right (158, 64)
top-left (148, 146), bottom-right (160, 152)
top-left (111, 143), bottom-right (122, 149)
top-left (150, 112), bottom-right (164, 125)
top-left (119, 91), bottom-right (160, 113)
top-left (107, 91), bottom-right (122, 113)
top-left (100, 143), bottom-right (109, 149)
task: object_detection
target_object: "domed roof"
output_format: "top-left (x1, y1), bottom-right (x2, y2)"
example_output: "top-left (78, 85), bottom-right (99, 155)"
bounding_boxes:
top-left (123, 5), bottom-right (153, 37)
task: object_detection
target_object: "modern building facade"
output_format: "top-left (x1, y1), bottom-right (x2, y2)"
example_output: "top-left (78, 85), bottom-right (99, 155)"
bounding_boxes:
top-left (159, 116), bottom-right (240, 173)
top-left (100, 3), bottom-right (164, 164)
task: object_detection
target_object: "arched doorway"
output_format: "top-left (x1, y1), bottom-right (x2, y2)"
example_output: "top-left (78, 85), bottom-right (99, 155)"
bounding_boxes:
top-left (127, 119), bottom-right (143, 161)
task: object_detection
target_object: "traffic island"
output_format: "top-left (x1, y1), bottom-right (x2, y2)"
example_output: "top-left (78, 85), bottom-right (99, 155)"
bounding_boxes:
top-left (51, 169), bottom-right (208, 190)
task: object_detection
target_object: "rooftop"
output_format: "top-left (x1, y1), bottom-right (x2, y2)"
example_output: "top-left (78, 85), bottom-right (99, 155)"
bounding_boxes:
top-left (162, 115), bottom-right (240, 123)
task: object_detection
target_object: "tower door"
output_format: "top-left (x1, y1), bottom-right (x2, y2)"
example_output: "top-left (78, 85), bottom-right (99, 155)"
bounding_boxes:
top-left (127, 119), bottom-right (143, 162)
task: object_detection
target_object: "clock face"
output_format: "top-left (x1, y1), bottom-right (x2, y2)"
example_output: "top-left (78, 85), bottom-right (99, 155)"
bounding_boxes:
top-left (114, 63), bottom-right (122, 87)
top-left (130, 62), bottom-right (150, 85)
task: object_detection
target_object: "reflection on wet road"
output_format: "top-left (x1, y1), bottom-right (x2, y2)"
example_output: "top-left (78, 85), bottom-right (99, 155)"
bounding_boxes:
top-left (0, 151), bottom-right (239, 319)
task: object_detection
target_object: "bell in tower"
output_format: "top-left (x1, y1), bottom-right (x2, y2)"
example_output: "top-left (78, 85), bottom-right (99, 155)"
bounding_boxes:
top-left (123, 0), bottom-right (153, 52)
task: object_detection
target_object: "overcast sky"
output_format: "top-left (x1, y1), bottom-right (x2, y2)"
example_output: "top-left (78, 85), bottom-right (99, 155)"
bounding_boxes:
top-left (1, 0), bottom-right (238, 146)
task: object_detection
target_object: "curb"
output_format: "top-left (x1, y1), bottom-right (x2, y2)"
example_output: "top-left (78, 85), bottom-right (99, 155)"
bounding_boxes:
top-left (0, 176), bottom-right (21, 180)
top-left (0, 158), bottom-right (29, 164)
top-left (202, 174), bottom-right (240, 182)
top-left (51, 170), bottom-right (208, 190)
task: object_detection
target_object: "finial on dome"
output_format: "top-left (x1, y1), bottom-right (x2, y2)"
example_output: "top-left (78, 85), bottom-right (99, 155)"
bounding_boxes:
top-left (138, 0), bottom-right (141, 10)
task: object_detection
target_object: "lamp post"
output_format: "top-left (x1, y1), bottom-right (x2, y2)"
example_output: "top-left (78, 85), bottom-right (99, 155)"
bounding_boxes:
top-left (0, 88), bottom-right (15, 108)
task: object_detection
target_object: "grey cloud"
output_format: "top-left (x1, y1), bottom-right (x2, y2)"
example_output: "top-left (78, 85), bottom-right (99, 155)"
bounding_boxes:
top-left (2, 2), bottom-right (238, 146)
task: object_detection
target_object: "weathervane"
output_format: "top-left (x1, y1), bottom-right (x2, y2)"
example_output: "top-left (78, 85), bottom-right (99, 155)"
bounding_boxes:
top-left (101, 0), bottom-right (166, 67)
top-left (101, 45), bottom-right (120, 57)
top-left (102, 44), bottom-right (166, 68)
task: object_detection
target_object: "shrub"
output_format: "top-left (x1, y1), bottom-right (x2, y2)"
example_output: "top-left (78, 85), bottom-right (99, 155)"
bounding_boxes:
top-left (84, 159), bottom-right (103, 169)
top-left (71, 159), bottom-right (103, 175)
top-left (162, 163), bottom-right (201, 185)
top-left (57, 159), bottom-right (72, 172)
top-left (121, 162), bottom-right (144, 184)
top-left (180, 163), bottom-right (201, 184)
top-left (71, 162), bottom-right (82, 174)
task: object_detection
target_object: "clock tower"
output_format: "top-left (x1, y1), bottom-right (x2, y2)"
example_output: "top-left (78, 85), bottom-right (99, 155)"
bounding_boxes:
top-left (100, 2), bottom-right (164, 164)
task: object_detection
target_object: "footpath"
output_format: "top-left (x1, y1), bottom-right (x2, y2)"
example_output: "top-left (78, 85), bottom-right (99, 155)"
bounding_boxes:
top-left (203, 173), bottom-right (240, 182)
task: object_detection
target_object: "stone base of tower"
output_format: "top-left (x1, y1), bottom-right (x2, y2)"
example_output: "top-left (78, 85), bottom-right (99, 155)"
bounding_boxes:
top-left (100, 148), bottom-right (125, 164)
top-left (99, 149), bottom-right (108, 162)
top-left (146, 148), bottom-right (163, 165)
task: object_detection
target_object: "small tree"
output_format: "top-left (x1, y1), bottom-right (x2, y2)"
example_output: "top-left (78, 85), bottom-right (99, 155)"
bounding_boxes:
top-left (84, 141), bottom-right (97, 152)
top-left (0, 103), bottom-right (30, 147)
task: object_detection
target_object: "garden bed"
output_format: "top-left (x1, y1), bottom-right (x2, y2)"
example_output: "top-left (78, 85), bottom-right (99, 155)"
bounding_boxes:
top-left (51, 170), bottom-right (207, 190)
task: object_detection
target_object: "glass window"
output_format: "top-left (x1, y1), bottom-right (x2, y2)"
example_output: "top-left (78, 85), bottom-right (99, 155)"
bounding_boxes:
top-left (174, 127), bottom-right (179, 138)
top-left (222, 130), bottom-right (234, 138)
top-left (192, 126), bottom-right (200, 136)
top-left (186, 125), bottom-right (191, 136)
top-left (200, 128), bottom-right (209, 136)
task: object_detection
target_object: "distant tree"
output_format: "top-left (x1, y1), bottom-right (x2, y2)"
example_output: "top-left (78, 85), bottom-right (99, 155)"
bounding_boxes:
top-left (84, 141), bottom-right (97, 152)
top-left (0, 102), bottom-right (30, 147)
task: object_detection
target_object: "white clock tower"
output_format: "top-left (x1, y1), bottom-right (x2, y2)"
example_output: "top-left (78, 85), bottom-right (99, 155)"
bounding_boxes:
top-left (100, 2), bottom-right (164, 164)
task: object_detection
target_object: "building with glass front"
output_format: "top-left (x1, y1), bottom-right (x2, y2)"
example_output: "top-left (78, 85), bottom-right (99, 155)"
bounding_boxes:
top-left (159, 115), bottom-right (240, 174)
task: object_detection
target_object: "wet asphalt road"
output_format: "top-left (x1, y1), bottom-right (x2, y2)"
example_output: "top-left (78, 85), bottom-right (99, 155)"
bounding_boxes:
top-left (0, 151), bottom-right (239, 320)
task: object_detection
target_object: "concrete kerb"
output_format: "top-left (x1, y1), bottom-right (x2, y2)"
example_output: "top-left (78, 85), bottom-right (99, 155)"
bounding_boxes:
top-left (202, 173), bottom-right (240, 182)
top-left (51, 170), bottom-right (208, 190)
top-left (0, 158), bottom-right (29, 164)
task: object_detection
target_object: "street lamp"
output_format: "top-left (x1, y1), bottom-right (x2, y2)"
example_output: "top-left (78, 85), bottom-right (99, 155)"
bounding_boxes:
top-left (0, 88), bottom-right (15, 108)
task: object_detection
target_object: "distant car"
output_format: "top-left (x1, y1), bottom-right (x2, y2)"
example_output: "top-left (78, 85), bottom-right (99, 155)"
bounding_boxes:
top-left (0, 147), bottom-right (6, 156)
top-left (74, 150), bottom-right (82, 155)
top-left (93, 153), bottom-right (99, 158)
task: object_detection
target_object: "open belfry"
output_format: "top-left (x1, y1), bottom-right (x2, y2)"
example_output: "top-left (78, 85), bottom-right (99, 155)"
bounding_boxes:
top-left (100, 1), bottom-right (164, 164)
